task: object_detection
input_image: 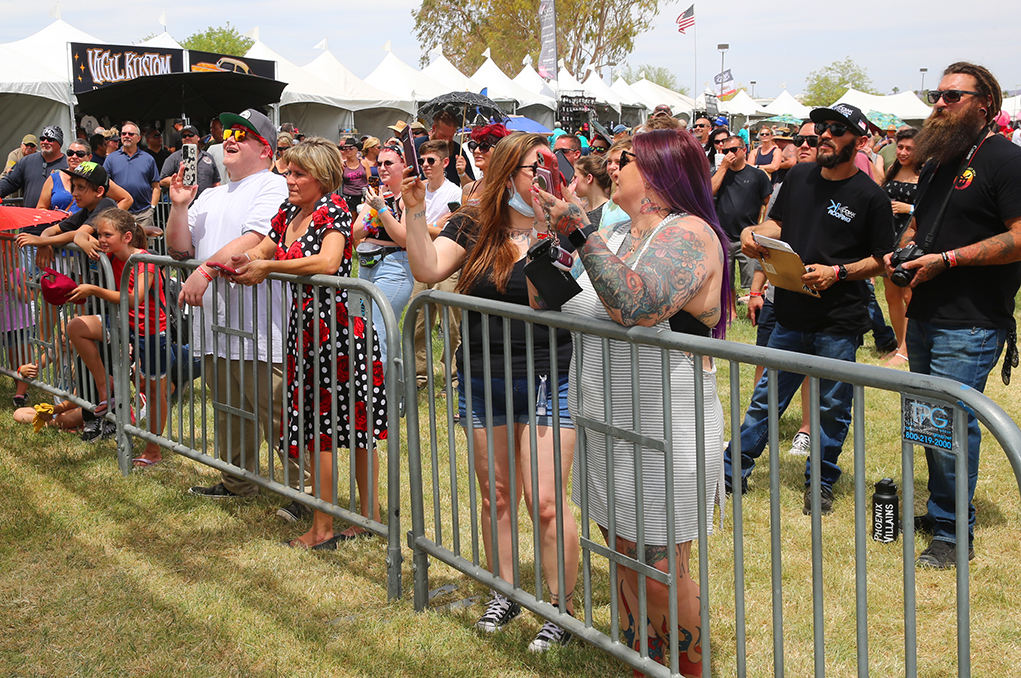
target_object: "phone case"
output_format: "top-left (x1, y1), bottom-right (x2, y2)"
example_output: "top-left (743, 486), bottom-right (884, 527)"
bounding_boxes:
top-left (181, 144), bottom-right (198, 186)
top-left (524, 253), bottom-right (582, 311)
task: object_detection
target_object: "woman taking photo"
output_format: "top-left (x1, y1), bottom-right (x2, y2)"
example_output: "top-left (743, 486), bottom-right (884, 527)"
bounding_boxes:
top-left (571, 154), bottom-right (611, 226)
top-left (403, 132), bottom-right (580, 652)
top-left (455, 123), bottom-right (510, 205)
top-left (338, 137), bottom-right (368, 213)
top-left (353, 144), bottom-right (414, 366)
top-left (231, 137), bottom-right (387, 548)
top-left (750, 125), bottom-right (782, 180)
top-left (535, 128), bottom-right (729, 676)
top-left (881, 127), bottom-right (920, 367)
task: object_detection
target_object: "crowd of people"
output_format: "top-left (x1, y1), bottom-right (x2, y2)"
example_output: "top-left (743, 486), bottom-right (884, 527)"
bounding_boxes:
top-left (2, 60), bottom-right (1021, 675)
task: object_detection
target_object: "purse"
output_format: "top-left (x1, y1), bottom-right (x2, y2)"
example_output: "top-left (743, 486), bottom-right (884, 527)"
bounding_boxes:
top-left (523, 236), bottom-right (581, 311)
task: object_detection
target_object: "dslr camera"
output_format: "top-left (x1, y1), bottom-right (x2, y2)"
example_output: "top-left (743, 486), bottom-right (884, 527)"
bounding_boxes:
top-left (889, 244), bottom-right (925, 287)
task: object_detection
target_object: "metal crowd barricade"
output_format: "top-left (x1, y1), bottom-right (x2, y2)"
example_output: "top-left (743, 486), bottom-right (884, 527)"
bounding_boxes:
top-left (0, 234), bottom-right (122, 435)
top-left (403, 289), bottom-right (1021, 678)
top-left (115, 253), bottom-right (406, 600)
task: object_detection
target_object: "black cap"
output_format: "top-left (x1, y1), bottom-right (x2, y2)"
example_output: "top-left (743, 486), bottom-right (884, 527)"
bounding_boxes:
top-left (809, 103), bottom-right (875, 136)
top-left (61, 160), bottom-right (109, 190)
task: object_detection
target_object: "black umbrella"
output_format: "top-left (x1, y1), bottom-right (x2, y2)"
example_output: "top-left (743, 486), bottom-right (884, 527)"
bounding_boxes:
top-left (419, 91), bottom-right (506, 127)
top-left (75, 71), bottom-right (287, 121)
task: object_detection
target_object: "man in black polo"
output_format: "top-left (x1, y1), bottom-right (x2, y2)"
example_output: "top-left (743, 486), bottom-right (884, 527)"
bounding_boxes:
top-left (0, 126), bottom-right (68, 208)
top-left (885, 62), bottom-right (1021, 569)
top-left (724, 103), bottom-right (894, 515)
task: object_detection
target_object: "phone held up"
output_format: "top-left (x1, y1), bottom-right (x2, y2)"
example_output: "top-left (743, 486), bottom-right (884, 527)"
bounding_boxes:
top-left (400, 123), bottom-right (424, 180)
top-left (181, 144), bottom-right (198, 186)
top-left (533, 147), bottom-right (564, 199)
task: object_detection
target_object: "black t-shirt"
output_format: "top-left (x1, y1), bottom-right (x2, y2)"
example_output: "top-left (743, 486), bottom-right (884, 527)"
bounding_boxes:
top-left (57, 197), bottom-right (119, 233)
top-left (908, 135), bottom-right (1021, 329)
top-left (145, 146), bottom-right (171, 168)
top-left (439, 213), bottom-right (572, 379)
top-left (715, 165), bottom-right (773, 239)
top-left (769, 162), bottom-right (894, 334)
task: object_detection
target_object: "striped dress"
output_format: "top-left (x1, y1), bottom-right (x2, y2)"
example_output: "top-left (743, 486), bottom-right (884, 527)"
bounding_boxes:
top-left (564, 215), bottom-right (725, 545)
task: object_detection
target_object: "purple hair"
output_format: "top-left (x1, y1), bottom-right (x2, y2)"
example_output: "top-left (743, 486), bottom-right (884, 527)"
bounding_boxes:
top-left (632, 129), bottom-right (731, 339)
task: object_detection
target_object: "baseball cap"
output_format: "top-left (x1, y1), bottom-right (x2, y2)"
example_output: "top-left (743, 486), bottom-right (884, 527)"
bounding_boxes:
top-left (809, 103), bottom-right (875, 136)
top-left (61, 160), bottom-right (109, 190)
top-left (40, 267), bottom-right (83, 306)
top-left (219, 109), bottom-right (277, 148)
top-left (612, 124), bottom-right (628, 134)
top-left (180, 125), bottom-right (200, 137)
top-left (22, 134), bottom-right (38, 146)
top-left (714, 116), bottom-right (729, 127)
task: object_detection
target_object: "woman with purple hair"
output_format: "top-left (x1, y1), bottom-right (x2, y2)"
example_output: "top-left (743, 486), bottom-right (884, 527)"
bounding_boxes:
top-left (534, 128), bottom-right (729, 676)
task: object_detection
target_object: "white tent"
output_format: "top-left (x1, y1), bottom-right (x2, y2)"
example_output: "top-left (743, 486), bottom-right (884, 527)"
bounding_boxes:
top-left (246, 40), bottom-right (359, 138)
top-left (512, 64), bottom-right (557, 101)
top-left (762, 89), bottom-right (811, 119)
top-left (831, 88), bottom-right (932, 122)
top-left (136, 32), bottom-right (183, 49)
top-left (558, 67), bottom-right (623, 114)
top-left (473, 57), bottom-right (556, 129)
top-left (364, 50), bottom-right (450, 104)
top-left (422, 50), bottom-right (483, 94)
top-left (1004, 95), bottom-right (1021, 118)
top-left (610, 77), bottom-right (647, 108)
top-left (628, 78), bottom-right (695, 118)
top-left (720, 90), bottom-right (770, 117)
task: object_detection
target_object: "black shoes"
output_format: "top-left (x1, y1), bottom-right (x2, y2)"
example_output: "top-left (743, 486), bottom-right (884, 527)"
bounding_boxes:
top-left (802, 485), bottom-right (834, 516)
top-left (276, 500), bottom-right (313, 523)
top-left (917, 539), bottom-right (975, 569)
top-left (188, 482), bottom-right (241, 499)
top-left (81, 418), bottom-right (117, 442)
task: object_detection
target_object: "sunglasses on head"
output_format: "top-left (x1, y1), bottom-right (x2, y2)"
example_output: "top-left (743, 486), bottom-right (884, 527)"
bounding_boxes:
top-left (618, 149), bottom-right (636, 169)
top-left (68, 150), bottom-right (89, 158)
top-left (467, 140), bottom-right (493, 153)
top-left (794, 134), bottom-right (819, 147)
top-left (815, 122), bottom-right (852, 137)
top-left (223, 126), bottom-right (269, 146)
top-left (926, 89), bottom-right (982, 105)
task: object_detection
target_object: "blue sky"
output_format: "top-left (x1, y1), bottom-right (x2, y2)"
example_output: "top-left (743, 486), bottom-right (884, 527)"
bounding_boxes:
top-left (3, 1), bottom-right (1018, 101)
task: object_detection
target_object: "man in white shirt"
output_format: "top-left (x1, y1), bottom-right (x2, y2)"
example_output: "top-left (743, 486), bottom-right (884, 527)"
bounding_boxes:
top-left (412, 139), bottom-right (463, 389)
top-left (165, 108), bottom-right (308, 521)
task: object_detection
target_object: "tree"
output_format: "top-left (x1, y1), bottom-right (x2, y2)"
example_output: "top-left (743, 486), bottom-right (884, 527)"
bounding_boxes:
top-left (801, 57), bottom-right (878, 107)
top-left (180, 23), bottom-right (253, 57)
top-left (619, 64), bottom-right (689, 95)
top-left (412, 0), bottom-right (663, 80)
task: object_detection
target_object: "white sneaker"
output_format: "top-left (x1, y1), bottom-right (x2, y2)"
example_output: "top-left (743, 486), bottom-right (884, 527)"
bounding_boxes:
top-left (787, 432), bottom-right (810, 456)
top-left (475, 592), bottom-right (521, 633)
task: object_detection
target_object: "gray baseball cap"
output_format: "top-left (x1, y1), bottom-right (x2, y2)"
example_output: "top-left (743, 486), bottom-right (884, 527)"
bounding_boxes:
top-left (219, 109), bottom-right (277, 148)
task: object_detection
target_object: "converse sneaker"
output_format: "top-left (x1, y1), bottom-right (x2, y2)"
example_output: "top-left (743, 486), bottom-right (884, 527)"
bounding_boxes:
top-left (787, 432), bottom-right (811, 456)
top-left (188, 482), bottom-right (241, 499)
top-left (80, 418), bottom-right (103, 442)
top-left (276, 500), bottom-right (313, 523)
top-left (528, 619), bottom-right (573, 652)
top-left (475, 592), bottom-right (521, 633)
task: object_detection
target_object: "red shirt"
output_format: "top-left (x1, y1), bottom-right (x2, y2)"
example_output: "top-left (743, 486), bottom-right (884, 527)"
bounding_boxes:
top-left (110, 250), bottom-right (167, 334)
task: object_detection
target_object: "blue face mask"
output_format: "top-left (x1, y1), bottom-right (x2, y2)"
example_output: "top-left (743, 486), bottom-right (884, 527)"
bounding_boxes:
top-left (507, 187), bottom-right (534, 217)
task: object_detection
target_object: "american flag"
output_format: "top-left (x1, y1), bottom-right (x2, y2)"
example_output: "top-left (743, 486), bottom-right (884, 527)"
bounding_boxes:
top-left (676, 4), bottom-right (695, 33)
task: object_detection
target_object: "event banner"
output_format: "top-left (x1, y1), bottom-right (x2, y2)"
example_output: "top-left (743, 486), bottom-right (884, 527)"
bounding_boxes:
top-left (71, 42), bottom-right (184, 94)
top-left (538, 0), bottom-right (558, 80)
top-left (187, 50), bottom-right (276, 79)
top-left (714, 68), bottom-right (736, 97)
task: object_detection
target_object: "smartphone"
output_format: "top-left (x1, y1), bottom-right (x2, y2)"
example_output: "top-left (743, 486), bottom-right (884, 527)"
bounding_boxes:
top-left (206, 262), bottom-right (238, 276)
top-left (554, 148), bottom-right (576, 184)
top-left (401, 124), bottom-right (422, 179)
top-left (534, 148), bottom-right (563, 199)
top-left (368, 175), bottom-right (380, 189)
top-left (181, 144), bottom-right (198, 186)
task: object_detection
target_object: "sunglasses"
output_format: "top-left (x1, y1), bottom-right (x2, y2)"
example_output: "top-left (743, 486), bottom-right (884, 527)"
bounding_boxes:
top-left (692, 123), bottom-right (708, 129)
top-left (467, 140), bottom-right (493, 153)
top-left (926, 89), bottom-right (982, 105)
top-left (713, 138), bottom-right (727, 145)
top-left (40, 137), bottom-right (59, 144)
top-left (758, 132), bottom-right (772, 138)
top-left (589, 146), bottom-right (608, 154)
top-left (794, 134), bottom-right (819, 147)
top-left (68, 150), bottom-right (89, 158)
top-left (618, 149), bottom-right (636, 169)
top-left (182, 133), bottom-right (198, 139)
top-left (815, 122), bottom-right (855, 137)
top-left (223, 126), bottom-right (269, 146)
top-left (421, 157), bottom-right (442, 166)
top-left (121, 131), bottom-right (138, 137)
top-left (380, 159), bottom-right (400, 167)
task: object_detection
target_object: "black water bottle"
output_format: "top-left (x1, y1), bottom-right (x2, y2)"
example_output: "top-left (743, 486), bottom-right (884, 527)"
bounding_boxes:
top-left (871, 478), bottom-right (899, 543)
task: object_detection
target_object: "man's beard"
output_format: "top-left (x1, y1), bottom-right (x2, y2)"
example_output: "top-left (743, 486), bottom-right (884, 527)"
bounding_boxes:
top-left (816, 136), bottom-right (856, 168)
top-left (914, 103), bottom-right (987, 165)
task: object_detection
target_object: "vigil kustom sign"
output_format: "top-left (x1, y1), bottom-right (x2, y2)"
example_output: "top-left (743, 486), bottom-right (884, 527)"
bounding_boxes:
top-left (71, 42), bottom-right (184, 94)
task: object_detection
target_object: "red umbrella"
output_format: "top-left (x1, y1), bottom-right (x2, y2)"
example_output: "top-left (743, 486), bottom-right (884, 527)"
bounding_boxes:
top-left (0, 206), bottom-right (69, 232)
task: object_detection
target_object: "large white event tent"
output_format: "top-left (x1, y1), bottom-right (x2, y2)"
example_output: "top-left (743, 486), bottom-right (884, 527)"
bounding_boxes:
top-left (762, 89), bottom-right (811, 119)
top-left (1004, 95), bottom-right (1021, 117)
top-left (628, 78), bottom-right (695, 118)
top-left (302, 49), bottom-right (414, 138)
top-left (136, 32), bottom-right (183, 49)
top-left (0, 20), bottom-right (99, 156)
top-left (421, 49), bottom-right (483, 95)
top-left (364, 50), bottom-right (451, 108)
top-left (721, 90), bottom-right (770, 118)
top-left (831, 88), bottom-right (932, 123)
top-left (513, 62), bottom-right (558, 100)
top-left (557, 67), bottom-right (621, 114)
top-left (472, 57), bottom-right (556, 129)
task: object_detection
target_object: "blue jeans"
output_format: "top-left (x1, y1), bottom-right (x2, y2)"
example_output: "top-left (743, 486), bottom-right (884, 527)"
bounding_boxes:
top-left (866, 279), bottom-right (897, 352)
top-left (724, 323), bottom-right (861, 490)
top-left (358, 250), bottom-right (413, 365)
top-left (907, 319), bottom-right (1006, 545)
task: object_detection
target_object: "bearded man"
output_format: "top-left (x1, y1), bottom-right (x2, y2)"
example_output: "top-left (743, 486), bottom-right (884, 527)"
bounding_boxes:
top-left (884, 62), bottom-right (1021, 569)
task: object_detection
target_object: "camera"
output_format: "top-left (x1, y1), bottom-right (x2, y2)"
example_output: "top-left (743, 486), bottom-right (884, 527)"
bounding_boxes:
top-left (890, 244), bottom-right (925, 287)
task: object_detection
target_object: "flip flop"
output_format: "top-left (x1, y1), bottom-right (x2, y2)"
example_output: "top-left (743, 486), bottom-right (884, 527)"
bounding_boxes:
top-left (132, 457), bottom-right (162, 468)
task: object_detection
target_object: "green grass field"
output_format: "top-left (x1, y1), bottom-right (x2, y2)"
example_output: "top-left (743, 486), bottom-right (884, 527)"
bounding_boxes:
top-left (2, 281), bottom-right (1020, 677)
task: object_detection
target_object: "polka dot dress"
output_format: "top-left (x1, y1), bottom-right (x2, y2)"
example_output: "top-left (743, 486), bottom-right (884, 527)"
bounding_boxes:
top-left (269, 194), bottom-right (387, 458)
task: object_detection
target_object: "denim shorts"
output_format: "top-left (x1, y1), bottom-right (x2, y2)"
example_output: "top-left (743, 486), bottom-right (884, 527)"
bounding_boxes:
top-left (134, 333), bottom-right (169, 378)
top-left (458, 373), bottom-right (573, 429)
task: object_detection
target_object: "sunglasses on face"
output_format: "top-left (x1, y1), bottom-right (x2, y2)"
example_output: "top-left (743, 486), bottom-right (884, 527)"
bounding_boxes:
top-left (182, 133), bottom-right (198, 139)
top-left (723, 147), bottom-right (742, 154)
top-left (758, 132), bottom-right (772, 138)
top-left (121, 132), bottom-right (138, 137)
top-left (41, 137), bottom-right (59, 143)
top-left (815, 122), bottom-right (852, 137)
top-left (68, 150), bottom-right (89, 158)
top-left (223, 126), bottom-right (269, 146)
top-left (590, 146), bottom-right (608, 154)
top-left (380, 159), bottom-right (400, 167)
top-left (422, 157), bottom-right (441, 166)
top-left (713, 138), bottom-right (727, 145)
top-left (618, 149), bottom-right (636, 169)
top-left (467, 140), bottom-right (493, 153)
top-left (927, 89), bottom-right (981, 105)
top-left (794, 134), bottom-right (820, 147)
top-left (692, 123), bottom-right (707, 129)
top-left (24, 144), bottom-right (36, 149)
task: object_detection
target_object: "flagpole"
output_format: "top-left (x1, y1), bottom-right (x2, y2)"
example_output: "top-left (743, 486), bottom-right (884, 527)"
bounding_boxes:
top-left (692, 6), bottom-right (698, 115)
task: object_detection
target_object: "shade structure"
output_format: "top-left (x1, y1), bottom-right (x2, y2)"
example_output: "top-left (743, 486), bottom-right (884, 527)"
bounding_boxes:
top-left (302, 50), bottom-right (414, 113)
top-left (831, 88), bottom-right (932, 122)
top-left (422, 51), bottom-right (483, 94)
top-left (502, 115), bottom-right (552, 134)
top-left (75, 70), bottom-right (286, 121)
top-left (0, 206), bottom-right (69, 232)
top-left (628, 78), bottom-right (695, 117)
top-left (365, 51), bottom-right (451, 104)
top-left (513, 64), bottom-right (558, 101)
top-left (472, 58), bottom-right (556, 111)
top-left (762, 89), bottom-right (811, 119)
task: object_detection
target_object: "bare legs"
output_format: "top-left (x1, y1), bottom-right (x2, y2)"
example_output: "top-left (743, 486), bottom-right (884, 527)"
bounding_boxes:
top-left (337, 447), bottom-right (380, 539)
top-left (883, 281), bottom-right (911, 367)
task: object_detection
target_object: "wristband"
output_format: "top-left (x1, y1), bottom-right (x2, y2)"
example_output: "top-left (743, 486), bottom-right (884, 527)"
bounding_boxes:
top-left (946, 249), bottom-right (958, 267)
top-left (942, 251), bottom-right (950, 268)
top-left (909, 205), bottom-right (914, 215)
top-left (749, 291), bottom-right (762, 297)
top-left (832, 265), bottom-right (840, 279)
top-left (197, 265), bottom-right (213, 282)
top-left (568, 223), bottom-right (596, 248)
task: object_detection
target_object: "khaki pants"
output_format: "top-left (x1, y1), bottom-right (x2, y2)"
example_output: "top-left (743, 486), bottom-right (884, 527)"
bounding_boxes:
top-left (204, 355), bottom-right (307, 496)
top-left (412, 272), bottom-right (461, 388)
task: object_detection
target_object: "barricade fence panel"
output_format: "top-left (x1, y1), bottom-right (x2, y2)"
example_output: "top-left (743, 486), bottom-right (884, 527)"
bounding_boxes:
top-left (114, 252), bottom-right (405, 600)
top-left (403, 289), bottom-right (1021, 678)
top-left (0, 234), bottom-right (122, 434)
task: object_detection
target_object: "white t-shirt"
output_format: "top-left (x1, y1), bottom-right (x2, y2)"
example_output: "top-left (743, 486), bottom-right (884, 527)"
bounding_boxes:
top-left (188, 169), bottom-right (288, 362)
top-left (1012, 129), bottom-right (1021, 147)
top-left (425, 180), bottom-right (463, 227)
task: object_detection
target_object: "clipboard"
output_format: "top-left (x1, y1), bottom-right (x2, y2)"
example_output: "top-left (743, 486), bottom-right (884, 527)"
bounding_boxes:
top-left (752, 233), bottom-right (820, 297)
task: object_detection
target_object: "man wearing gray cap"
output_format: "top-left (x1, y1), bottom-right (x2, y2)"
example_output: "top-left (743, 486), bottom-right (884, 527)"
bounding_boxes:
top-left (164, 108), bottom-right (307, 520)
top-left (0, 126), bottom-right (68, 208)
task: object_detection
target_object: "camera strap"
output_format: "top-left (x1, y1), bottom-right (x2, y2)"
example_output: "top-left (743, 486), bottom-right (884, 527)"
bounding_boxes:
top-left (918, 129), bottom-right (990, 253)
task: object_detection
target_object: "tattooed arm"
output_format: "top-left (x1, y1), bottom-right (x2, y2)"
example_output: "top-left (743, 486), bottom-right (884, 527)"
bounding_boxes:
top-left (402, 172), bottom-right (465, 283)
top-left (896, 215), bottom-right (1021, 287)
